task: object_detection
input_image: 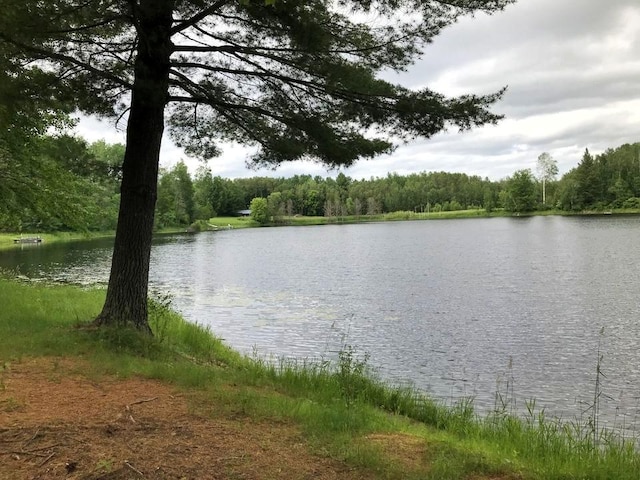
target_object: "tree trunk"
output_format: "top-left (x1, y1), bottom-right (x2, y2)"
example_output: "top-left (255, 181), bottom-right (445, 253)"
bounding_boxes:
top-left (94, 1), bottom-right (174, 333)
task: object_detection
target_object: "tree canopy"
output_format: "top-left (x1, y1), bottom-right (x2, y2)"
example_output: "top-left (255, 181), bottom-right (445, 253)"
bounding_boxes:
top-left (1, 0), bottom-right (513, 165)
top-left (1, 0), bottom-right (514, 331)
top-left (502, 169), bottom-right (536, 213)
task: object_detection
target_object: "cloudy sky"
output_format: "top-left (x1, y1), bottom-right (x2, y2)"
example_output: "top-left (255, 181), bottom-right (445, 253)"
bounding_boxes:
top-left (74, 0), bottom-right (640, 181)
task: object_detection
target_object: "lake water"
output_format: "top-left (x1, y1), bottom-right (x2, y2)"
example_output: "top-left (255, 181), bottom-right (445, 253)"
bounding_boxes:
top-left (3, 216), bottom-right (640, 430)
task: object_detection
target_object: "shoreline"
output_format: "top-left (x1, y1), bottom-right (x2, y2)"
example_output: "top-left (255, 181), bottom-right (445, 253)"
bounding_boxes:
top-left (3, 208), bottom-right (639, 249)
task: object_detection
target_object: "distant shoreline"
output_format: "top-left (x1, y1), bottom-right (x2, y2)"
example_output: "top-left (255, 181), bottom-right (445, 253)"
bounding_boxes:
top-left (2, 208), bottom-right (638, 249)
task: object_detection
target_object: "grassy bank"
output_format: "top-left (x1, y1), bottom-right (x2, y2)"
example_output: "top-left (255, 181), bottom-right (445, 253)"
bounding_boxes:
top-left (1, 278), bottom-right (639, 479)
top-left (206, 216), bottom-right (260, 229)
top-left (214, 207), bottom-right (640, 229)
top-left (3, 208), bottom-right (638, 249)
top-left (0, 227), bottom-right (190, 250)
top-left (0, 231), bottom-right (113, 250)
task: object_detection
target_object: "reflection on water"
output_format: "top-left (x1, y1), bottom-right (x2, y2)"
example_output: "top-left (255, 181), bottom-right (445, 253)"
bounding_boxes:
top-left (2, 216), bottom-right (640, 432)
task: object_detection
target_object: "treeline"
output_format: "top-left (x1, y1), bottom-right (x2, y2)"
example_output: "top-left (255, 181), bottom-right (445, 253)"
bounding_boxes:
top-left (156, 142), bottom-right (640, 227)
top-left (156, 166), bottom-right (496, 227)
top-left (3, 135), bottom-right (639, 233)
top-left (557, 146), bottom-right (640, 210)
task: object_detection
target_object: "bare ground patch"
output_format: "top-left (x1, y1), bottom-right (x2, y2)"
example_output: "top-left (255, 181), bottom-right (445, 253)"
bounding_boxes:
top-left (0, 358), bottom-right (370, 480)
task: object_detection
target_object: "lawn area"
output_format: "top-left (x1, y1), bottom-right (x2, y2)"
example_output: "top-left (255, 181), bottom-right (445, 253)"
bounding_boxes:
top-left (208, 216), bottom-right (260, 229)
top-left (0, 232), bottom-right (111, 250)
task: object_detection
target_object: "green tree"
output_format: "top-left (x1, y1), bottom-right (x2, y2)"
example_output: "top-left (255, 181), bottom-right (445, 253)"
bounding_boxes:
top-left (156, 169), bottom-right (179, 227)
top-left (304, 189), bottom-right (322, 216)
top-left (1, 0), bottom-right (512, 331)
top-left (173, 161), bottom-right (195, 223)
top-left (193, 167), bottom-right (216, 219)
top-left (557, 171), bottom-right (580, 211)
top-left (483, 185), bottom-right (497, 213)
top-left (504, 169), bottom-right (537, 213)
top-left (608, 177), bottom-right (632, 208)
top-left (267, 191), bottom-right (284, 221)
top-left (250, 197), bottom-right (269, 224)
top-left (0, 130), bottom-right (107, 232)
top-left (0, 40), bottom-right (81, 230)
top-left (88, 140), bottom-right (125, 182)
top-left (574, 149), bottom-right (601, 209)
top-left (156, 161), bottom-right (195, 227)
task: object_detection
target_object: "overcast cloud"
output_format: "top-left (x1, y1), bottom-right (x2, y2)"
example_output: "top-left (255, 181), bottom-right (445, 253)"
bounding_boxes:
top-left (74, 0), bottom-right (640, 180)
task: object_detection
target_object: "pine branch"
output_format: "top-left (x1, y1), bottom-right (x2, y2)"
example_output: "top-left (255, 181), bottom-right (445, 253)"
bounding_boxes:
top-left (171, 0), bottom-right (232, 35)
top-left (42, 15), bottom-right (127, 35)
top-left (0, 35), bottom-right (133, 90)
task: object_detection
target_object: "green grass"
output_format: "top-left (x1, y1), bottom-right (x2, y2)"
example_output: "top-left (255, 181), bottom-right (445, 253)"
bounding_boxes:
top-left (287, 215), bottom-right (332, 226)
top-left (1, 277), bottom-right (639, 479)
top-left (253, 210), bottom-right (499, 228)
top-left (0, 231), bottom-right (111, 250)
top-left (222, 208), bottom-right (640, 230)
top-left (0, 279), bottom-right (105, 357)
top-left (207, 216), bottom-right (260, 228)
top-left (0, 228), bottom-right (188, 250)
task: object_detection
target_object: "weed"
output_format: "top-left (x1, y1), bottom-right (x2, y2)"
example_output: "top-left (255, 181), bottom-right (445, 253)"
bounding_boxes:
top-left (336, 344), bottom-right (371, 407)
top-left (94, 458), bottom-right (114, 473)
top-left (0, 362), bottom-right (8, 391)
top-left (148, 290), bottom-right (174, 343)
top-left (493, 355), bottom-right (516, 417)
top-left (586, 326), bottom-right (607, 450)
top-left (1, 397), bottom-right (24, 412)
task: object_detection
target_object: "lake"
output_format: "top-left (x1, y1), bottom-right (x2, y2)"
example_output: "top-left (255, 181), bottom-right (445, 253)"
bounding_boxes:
top-left (3, 215), bottom-right (640, 430)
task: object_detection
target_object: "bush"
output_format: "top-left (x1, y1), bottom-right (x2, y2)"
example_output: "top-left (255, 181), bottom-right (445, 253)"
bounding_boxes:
top-left (250, 197), bottom-right (269, 224)
top-left (187, 219), bottom-right (213, 232)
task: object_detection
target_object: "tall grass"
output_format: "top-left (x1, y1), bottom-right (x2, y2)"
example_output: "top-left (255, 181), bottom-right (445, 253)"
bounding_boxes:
top-left (240, 344), bottom-right (640, 479)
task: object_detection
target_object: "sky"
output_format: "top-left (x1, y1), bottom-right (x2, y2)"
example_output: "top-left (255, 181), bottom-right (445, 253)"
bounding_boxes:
top-left (74, 0), bottom-right (640, 181)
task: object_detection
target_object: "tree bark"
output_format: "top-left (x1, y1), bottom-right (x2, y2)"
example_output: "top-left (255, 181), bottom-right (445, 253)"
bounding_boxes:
top-left (94, 1), bottom-right (174, 333)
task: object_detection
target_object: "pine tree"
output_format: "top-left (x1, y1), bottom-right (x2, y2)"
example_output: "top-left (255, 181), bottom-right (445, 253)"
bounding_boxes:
top-left (1, 0), bottom-right (513, 331)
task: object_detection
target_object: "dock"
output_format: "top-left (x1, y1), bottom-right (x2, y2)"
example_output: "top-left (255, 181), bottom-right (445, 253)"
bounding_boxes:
top-left (13, 237), bottom-right (43, 244)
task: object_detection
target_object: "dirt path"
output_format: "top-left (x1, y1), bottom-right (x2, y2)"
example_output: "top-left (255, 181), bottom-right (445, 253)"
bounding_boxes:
top-left (0, 358), bottom-right (371, 480)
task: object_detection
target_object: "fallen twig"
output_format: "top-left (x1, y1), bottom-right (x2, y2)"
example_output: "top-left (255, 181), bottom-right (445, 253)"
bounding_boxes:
top-left (2, 450), bottom-right (48, 458)
top-left (20, 443), bottom-right (60, 453)
top-left (0, 443), bottom-right (60, 458)
top-left (22, 428), bottom-right (40, 449)
top-left (128, 397), bottom-right (158, 407)
top-left (39, 451), bottom-right (55, 467)
top-left (125, 460), bottom-right (144, 477)
top-left (213, 454), bottom-right (247, 463)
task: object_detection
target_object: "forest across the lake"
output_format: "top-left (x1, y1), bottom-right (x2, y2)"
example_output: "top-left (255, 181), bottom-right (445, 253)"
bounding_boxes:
top-left (2, 134), bottom-right (639, 233)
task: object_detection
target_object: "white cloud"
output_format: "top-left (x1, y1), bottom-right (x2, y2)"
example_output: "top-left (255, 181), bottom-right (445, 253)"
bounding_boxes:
top-left (74, 0), bottom-right (640, 181)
